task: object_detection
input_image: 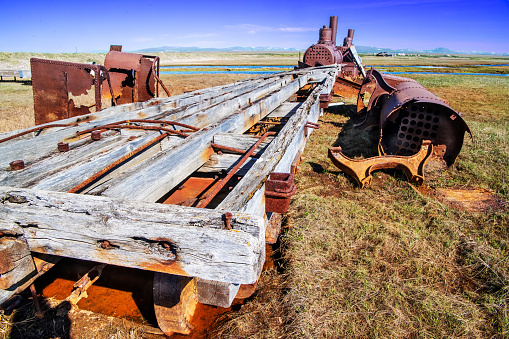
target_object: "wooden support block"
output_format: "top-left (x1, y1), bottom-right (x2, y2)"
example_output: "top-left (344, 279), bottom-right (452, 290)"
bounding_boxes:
top-left (265, 212), bottom-right (282, 244)
top-left (196, 279), bottom-right (240, 308)
top-left (0, 236), bottom-right (36, 290)
top-left (154, 273), bottom-right (198, 335)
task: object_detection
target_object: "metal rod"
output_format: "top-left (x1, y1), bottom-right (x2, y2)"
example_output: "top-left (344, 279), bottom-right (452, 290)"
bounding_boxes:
top-left (210, 143), bottom-right (261, 158)
top-left (197, 131), bottom-right (276, 208)
top-left (76, 119), bottom-right (199, 135)
top-left (0, 123), bottom-right (78, 144)
top-left (78, 125), bottom-right (190, 138)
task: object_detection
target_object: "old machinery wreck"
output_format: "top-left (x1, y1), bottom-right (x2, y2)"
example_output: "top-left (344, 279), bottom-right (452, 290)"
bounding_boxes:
top-left (0, 15), bottom-right (471, 336)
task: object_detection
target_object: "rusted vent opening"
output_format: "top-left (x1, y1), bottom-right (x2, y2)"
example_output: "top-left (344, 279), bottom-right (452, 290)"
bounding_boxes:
top-left (394, 103), bottom-right (441, 156)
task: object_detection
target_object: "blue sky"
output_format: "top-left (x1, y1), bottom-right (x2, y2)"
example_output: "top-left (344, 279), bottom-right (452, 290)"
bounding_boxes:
top-left (1, 0), bottom-right (508, 53)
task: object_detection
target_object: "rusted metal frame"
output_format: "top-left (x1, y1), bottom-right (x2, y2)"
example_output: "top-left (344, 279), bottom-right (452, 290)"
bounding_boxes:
top-left (76, 119), bottom-right (200, 136)
top-left (356, 67), bottom-right (397, 114)
top-left (210, 143), bottom-right (261, 158)
top-left (328, 140), bottom-right (433, 187)
top-left (197, 132), bottom-right (276, 208)
top-left (150, 56), bottom-right (170, 97)
top-left (0, 123), bottom-right (78, 144)
top-left (67, 132), bottom-right (172, 194)
top-left (78, 125), bottom-right (190, 138)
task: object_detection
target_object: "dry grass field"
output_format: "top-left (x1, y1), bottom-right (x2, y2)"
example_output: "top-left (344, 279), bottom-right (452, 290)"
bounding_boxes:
top-left (0, 52), bottom-right (508, 338)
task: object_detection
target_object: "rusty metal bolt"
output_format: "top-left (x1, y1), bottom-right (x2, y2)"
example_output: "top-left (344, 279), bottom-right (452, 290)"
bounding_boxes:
top-left (224, 212), bottom-right (233, 230)
top-left (10, 160), bottom-right (24, 171)
top-left (101, 240), bottom-right (113, 249)
top-left (57, 142), bottom-right (69, 152)
top-left (91, 130), bottom-right (101, 141)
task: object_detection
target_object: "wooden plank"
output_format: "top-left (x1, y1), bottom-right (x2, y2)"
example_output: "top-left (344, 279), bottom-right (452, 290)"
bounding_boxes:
top-left (212, 133), bottom-right (273, 152)
top-left (0, 134), bottom-right (125, 188)
top-left (196, 279), bottom-right (240, 308)
top-left (0, 186), bottom-right (265, 284)
top-left (154, 274), bottom-right (198, 335)
top-left (197, 154), bottom-right (258, 176)
top-left (267, 102), bottom-right (303, 118)
top-left (97, 74), bottom-right (309, 203)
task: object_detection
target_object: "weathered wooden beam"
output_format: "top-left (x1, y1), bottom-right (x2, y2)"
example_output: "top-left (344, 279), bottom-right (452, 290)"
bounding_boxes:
top-left (212, 133), bottom-right (273, 152)
top-left (0, 225), bottom-right (35, 290)
top-left (0, 186), bottom-right (265, 284)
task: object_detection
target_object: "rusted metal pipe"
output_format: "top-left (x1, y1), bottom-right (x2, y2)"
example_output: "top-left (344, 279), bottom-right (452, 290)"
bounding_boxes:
top-left (330, 16), bottom-right (338, 46)
top-left (0, 123), bottom-right (77, 144)
top-left (80, 125), bottom-right (190, 138)
top-left (197, 131), bottom-right (276, 208)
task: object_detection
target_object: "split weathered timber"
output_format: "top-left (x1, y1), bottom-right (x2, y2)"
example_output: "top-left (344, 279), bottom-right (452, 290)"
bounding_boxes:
top-left (0, 232), bottom-right (35, 290)
top-left (0, 186), bottom-right (265, 284)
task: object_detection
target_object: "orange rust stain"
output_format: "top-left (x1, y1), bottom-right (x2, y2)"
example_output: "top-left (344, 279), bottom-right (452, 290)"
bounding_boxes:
top-left (137, 111), bottom-right (148, 118)
top-left (162, 177), bottom-right (218, 205)
top-left (263, 243), bottom-right (276, 270)
top-left (172, 300), bottom-right (243, 339)
top-left (41, 278), bottom-right (145, 320)
top-left (435, 187), bottom-right (505, 213)
top-left (201, 146), bottom-right (214, 162)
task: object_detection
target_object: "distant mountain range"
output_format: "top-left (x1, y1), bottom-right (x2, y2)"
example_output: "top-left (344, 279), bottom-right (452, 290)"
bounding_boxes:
top-left (129, 45), bottom-right (508, 56)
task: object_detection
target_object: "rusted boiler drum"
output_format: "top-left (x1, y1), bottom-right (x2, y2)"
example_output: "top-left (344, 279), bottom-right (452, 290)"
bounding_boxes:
top-left (359, 68), bottom-right (471, 165)
top-left (303, 20), bottom-right (343, 67)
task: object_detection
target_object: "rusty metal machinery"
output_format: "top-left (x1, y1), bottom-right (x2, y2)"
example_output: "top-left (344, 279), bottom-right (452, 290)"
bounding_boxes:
top-left (357, 68), bottom-right (471, 165)
top-left (31, 59), bottom-right (116, 125)
top-left (102, 46), bottom-right (169, 105)
top-left (31, 46), bottom-right (170, 125)
top-left (298, 16), bottom-right (365, 101)
top-left (299, 16), bottom-right (365, 80)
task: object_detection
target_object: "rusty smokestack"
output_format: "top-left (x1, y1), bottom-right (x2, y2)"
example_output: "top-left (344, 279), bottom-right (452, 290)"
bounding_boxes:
top-left (330, 16), bottom-right (338, 46)
top-left (344, 29), bottom-right (355, 47)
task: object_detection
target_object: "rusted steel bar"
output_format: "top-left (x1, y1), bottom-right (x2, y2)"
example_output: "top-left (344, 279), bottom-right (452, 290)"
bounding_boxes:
top-left (29, 284), bottom-right (44, 319)
top-left (0, 123), bottom-right (77, 144)
top-left (255, 121), bottom-right (286, 125)
top-left (76, 120), bottom-right (199, 135)
top-left (78, 125), bottom-right (190, 138)
top-left (197, 131), bottom-right (276, 208)
top-left (68, 133), bottom-right (171, 194)
top-left (152, 57), bottom-right (171, 97)
top-left (210, 143), bottom-right (261, 158)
